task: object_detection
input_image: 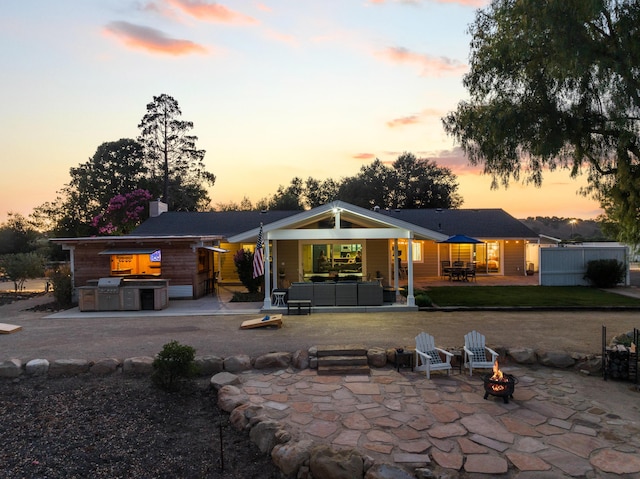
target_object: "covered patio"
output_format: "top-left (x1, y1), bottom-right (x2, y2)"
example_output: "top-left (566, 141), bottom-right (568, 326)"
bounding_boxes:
top-left (226, 202), bottom-right (450, 310)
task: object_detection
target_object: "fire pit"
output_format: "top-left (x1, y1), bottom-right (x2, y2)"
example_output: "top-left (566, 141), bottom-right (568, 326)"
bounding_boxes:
top-left (482, 360), bottom-right (518, 404)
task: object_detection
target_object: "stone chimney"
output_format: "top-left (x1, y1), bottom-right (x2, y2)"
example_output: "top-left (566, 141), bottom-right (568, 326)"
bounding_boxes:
top-left (149, 199), bottom-right (168, 218)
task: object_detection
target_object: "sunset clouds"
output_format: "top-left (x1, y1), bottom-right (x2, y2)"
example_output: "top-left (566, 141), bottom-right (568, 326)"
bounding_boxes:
top-left (353, 153), bottom-right (376, 160)
top-left (1, 0), bottom-right (602, 222)
top-left (104, 21), bottom-right (207, 55)
top-left (103, 1), bottom-right (260, 55)
top-left (386, 109), bottom-right (440, 128)
top-left (166, 0), bottom-right (257, 24)
top-left (378, 46), bottom-right (467, 76)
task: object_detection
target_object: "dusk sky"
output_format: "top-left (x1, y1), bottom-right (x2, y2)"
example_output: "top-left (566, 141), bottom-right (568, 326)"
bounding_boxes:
top-left (0, 0), bottom-right (603, 226)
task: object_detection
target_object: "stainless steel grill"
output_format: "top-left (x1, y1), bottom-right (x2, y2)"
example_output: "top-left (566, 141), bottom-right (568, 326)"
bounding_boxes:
top-left (97, 277), bottom-right (122, 310)
top-left (97, 277), bottom-right (122, 294)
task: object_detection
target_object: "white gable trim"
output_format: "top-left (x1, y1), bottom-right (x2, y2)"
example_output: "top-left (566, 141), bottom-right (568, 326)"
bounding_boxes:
top-left (269, 228), bottom-right (410, 240)
top-left (227, 201), bottom-right (447, 243)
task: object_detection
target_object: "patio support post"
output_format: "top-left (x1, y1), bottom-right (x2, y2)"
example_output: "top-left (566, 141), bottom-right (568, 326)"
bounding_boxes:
top-left (393, 239), bottom-right (399, 293)
top-left (271, 239), bottom-right (278, 292)
top-left (263, 234), bottom-right (272, 309)
top-left (406, 237), bottom-right (415, 307)
top-left (66, 245), bottom-right (77, 302)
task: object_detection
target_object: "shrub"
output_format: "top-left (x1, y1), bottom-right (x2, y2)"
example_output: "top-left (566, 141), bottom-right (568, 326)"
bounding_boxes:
top-left (48, 264), bottom-right (73, 307)
top-left (584, 259), bottom-right (626, 288)
top-left (415, 294), bottom-right (433, 307)
top-left (230, 291), bottom-right (263, 302)
top-left (152, 341), bottom-right (198, 392)
top-left (0, 252), bottom-right (45, 293)
top-left (398, 287), bottom-right (432, 306)
top-left (233, 249), bottom-right (262, 294)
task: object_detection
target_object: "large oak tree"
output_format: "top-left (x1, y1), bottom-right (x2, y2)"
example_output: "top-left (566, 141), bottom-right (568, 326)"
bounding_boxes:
top-left (443, 0), bottom-right (640, 245)
top-left (257, 154), bottom-right (462, 211)
top-left (337, 155), bottom-right (462, 210)
top-left (35, 138), bottom-right (146, 237)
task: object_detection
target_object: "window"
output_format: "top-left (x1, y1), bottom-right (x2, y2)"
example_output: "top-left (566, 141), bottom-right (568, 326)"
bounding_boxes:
top-left (302, 242), bottom-right (363, 278)
top-left (110, 250), bottom-right (161, 276)
top-left (475, 241), bottom-right (500, 274)
top-left (393, 240), bottom-right (423, 263)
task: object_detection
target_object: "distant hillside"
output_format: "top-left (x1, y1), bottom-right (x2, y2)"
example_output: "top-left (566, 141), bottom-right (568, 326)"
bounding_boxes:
top-left (519, 217), bottom-right (611, 242)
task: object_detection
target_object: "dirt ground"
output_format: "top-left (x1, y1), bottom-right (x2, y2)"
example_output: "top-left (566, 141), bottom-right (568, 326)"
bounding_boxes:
top-left (0, 375), bottom-right (280, 479)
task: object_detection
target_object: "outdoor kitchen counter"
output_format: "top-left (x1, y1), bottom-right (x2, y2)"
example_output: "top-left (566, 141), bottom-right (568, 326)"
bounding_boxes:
top-left (78, 278), bottom-right (168, 312)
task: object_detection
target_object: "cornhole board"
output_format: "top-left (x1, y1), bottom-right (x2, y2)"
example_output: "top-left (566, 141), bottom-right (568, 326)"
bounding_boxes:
top-left (240, 314), bottom-right (283, 330)
top-left (0, 323), bottom-right (22, 334)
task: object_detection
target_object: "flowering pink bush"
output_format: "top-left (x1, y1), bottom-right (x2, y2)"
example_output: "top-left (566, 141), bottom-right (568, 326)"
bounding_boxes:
top-left (92, 189), bottom-right (153, 235)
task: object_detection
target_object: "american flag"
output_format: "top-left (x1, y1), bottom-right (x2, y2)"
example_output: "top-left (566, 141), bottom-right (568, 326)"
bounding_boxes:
top-left (252, 223), bottom-right (264, 279)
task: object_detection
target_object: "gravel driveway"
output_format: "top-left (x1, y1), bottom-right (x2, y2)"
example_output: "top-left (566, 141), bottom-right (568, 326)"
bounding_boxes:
top-left (2, 294), bottom-right (640, 363)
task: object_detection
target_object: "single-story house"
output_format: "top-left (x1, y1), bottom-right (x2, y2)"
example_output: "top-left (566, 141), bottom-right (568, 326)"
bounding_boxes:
top-left (52, 201), bottom-right (538, 309)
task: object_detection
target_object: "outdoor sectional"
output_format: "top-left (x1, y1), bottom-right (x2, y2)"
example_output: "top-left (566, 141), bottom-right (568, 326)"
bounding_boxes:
top-left (288, 281), bottom-right (383, 307)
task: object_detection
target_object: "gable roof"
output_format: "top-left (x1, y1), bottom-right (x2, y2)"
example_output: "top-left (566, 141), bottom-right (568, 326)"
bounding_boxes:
top-left (225, 201), bottom-right (449, 243)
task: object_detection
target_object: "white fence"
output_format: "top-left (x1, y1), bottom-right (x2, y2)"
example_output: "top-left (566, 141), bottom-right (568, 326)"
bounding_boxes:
top-left (539, 246), bottom-right (629, 286)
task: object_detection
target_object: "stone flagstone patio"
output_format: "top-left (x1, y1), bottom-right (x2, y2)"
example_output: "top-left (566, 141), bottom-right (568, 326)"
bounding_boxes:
top-left (228, 364), bottom-right (640, 477)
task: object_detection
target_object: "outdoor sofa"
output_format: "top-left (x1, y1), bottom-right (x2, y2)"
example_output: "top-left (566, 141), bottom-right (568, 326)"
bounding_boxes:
top-left (288, 281), bottom-right (383, 307)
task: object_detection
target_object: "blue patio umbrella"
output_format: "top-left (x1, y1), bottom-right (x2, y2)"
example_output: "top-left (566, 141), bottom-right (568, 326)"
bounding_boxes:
top-left (438, 234), bottom-right (483, 262)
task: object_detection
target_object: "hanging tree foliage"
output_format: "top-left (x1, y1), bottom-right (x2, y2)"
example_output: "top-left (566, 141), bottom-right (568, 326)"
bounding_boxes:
top-left (442, 0), bottom-right (640, 246)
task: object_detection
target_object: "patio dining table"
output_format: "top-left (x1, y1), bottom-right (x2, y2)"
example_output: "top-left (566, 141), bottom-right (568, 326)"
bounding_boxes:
top-left (447, 267), bottom-right (473, 281)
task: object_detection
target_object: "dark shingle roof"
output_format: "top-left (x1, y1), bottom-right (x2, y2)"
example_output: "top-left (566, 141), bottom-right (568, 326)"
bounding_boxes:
top-left (130, 211), bottom-right (297, 237)
top-left (130, 207), bottom-right (537, 239)
top-left (376, 208), bottom-right (537, 238)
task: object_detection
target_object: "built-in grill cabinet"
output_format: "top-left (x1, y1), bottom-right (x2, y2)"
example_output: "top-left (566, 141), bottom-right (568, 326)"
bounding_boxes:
top-left (78, 278), bottom-right (168, 312)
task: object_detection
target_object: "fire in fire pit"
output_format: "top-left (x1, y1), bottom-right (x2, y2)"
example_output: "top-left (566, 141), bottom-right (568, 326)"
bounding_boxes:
top-left (482, 360), bottom-right (518, 404)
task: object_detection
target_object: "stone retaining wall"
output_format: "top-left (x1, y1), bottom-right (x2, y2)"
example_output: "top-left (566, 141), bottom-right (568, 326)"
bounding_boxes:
top-left (0, 343), bottom-right (604, 379)
top-left (0, 345), bottom-right (603, 380)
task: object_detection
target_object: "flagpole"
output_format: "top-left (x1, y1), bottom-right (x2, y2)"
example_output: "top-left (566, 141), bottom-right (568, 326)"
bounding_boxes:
top-left (252, 223), bottom-right (272, 309)
top-left (263, 235), bottom-right (272, 310)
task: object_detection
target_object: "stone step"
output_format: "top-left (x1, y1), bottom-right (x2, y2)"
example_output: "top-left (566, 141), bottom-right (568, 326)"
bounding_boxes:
top-left (317, 364), bottom-right (370, 376)
top-left (317, 355), bottom-right (369, 367)
top-left (316, 344), bottom-right (367, 357)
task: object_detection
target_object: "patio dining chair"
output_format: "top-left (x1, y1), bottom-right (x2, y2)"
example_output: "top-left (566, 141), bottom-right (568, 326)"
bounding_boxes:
top-left (463, 330), bottom-right (498, 376)
top-left (440, 261), bottom-right (451, 279)
top-left (465, 263), bottom-right (476, 282)
top-left (415, 332), bottom-right (453, 379)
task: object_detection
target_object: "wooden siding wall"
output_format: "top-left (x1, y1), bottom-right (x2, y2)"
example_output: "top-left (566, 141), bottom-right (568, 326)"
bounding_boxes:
top-left (219, 243), bottom-right (241, 284)
top-left (156, 244), bottom-right (198, 287)
top-left (366, 239), bottom-right (389, 283)
top-left (419, 241), bottom-right (439, 277)
top-left (72, 242), bottom-right (198, 293)
top-left (275, 240), bottom-right (298, 286)
top-left (73, 245), bottom-right (112, 286)
top-left (503, 240), bottom-right (526, 275)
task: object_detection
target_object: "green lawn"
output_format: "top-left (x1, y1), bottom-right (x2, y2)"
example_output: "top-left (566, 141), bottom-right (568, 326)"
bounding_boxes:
top-left (423, 286), bottom-right (640, 307)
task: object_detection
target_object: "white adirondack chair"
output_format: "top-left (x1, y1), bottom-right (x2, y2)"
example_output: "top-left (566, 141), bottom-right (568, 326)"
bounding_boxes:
top-left (463, 330), bottom-right (498, 376)
top-left (415, 332), bottom-right (453, 379)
